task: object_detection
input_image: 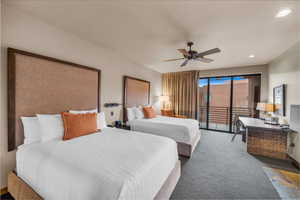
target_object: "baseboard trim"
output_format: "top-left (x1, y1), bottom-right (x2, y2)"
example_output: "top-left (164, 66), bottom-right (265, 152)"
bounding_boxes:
top-left (0, 187), bottom-right (8, 195)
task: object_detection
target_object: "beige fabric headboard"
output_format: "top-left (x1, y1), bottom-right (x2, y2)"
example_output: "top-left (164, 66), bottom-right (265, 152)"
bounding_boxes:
top-left (7, 48), bottom-right (101, 151)
top-left (123, 76), bottom-right (150, 121)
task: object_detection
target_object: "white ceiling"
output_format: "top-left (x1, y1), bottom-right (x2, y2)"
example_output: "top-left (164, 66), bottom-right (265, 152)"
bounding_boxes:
top-left (5, 0), bottom-right (300, 73)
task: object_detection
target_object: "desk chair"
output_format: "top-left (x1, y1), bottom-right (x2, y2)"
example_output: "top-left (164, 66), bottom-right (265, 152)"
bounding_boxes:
top-left (232, 115), bottom-right (246, 142)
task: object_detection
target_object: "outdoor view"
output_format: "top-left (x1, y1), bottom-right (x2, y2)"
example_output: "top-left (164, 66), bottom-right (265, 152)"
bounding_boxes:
top-left (198, 75), bottom-right (261, 132)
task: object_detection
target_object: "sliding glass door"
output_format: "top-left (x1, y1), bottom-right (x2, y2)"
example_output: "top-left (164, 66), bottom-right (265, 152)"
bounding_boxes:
top-left (208, 77), bottom-right (231, 132)
top-left (198, 79), bottom-right (209, 129)
top-left (198, 74), bottom-right (261, 133)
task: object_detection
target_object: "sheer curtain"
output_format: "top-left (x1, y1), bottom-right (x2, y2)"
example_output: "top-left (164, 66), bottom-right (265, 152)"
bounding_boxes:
top-left (162, 70), bottom-right (200, 119)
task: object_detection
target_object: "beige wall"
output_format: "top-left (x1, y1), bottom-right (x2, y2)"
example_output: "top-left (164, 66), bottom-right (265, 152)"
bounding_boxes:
top-left (198, 64), bottom-right (269, 102)
top-left (268, 41), bottom-right (300, 163)
top-left (0, 4), bottom-right (162, 188)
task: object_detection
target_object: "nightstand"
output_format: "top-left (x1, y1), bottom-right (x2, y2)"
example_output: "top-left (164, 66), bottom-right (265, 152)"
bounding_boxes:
top-left (161, 109), bottom-right (187, 118)
top-left (161, 109), bottom-right (174, 117)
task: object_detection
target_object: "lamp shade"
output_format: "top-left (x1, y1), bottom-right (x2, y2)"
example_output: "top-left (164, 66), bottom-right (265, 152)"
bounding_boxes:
top-left (159, 95), bottom-right (169, 102)
top-left (256, 102), bottom-right (266, 111)
top-left (256, 102), bottom-right (275, 112)
top-left (265, 103), bottom-right (275, 112)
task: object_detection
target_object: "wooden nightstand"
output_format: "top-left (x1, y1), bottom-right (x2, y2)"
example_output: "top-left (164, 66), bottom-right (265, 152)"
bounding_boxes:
top-left (161, 109), bottom-right (187, 118)
top-left (161, 109), bottom-right (174, 117)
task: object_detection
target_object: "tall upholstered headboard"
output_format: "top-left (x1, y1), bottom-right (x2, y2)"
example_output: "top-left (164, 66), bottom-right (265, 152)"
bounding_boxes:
top-left (123, 76), bottom-right (150, 121)
top-left (7, 48), bottom-right (101, 151)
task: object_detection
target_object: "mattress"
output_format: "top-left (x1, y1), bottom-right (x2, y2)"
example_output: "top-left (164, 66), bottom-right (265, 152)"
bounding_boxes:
top-left (16, 127), bottom-right (178, 200)
top-left (129, 115), bottom-right (200, 144)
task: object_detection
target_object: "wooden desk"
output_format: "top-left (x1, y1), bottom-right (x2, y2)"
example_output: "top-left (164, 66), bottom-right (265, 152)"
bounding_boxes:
top-left (239, 117), bottom-right (288, 160)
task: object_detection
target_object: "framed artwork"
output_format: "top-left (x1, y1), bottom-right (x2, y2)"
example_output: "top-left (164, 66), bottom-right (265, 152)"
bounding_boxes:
top-left (273, 84), bottom-right (286, 116)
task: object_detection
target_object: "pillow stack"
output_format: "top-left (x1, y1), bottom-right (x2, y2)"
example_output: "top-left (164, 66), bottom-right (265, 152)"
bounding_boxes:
top-left (126, 106), bottom-right (157, 120)
top-left (20, 109), bottom-right (107, 145)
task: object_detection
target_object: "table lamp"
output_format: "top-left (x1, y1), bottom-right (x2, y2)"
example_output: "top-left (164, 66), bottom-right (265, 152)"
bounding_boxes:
top-left (159, 95), bottom-right (170, 109)
top-left (256, 102), bottom-right (278, 124)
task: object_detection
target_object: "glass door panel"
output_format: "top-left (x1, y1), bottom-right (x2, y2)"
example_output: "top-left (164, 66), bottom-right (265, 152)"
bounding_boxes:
top-left (208, 77), bottom-right (231, 131)
top-left (198, 75), bottom-right (261, 133)
top-left (198, 79), bottom-right (208, 129)
top-left (232, 76), bottom-right (261, 131)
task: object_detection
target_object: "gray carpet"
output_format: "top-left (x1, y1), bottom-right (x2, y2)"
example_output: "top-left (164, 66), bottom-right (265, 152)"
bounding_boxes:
top-left (171, 130), bottom-right (282, 199)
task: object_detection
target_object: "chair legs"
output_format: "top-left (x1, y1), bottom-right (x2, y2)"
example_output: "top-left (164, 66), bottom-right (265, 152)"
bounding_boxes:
top-left (231, 132), bottom-right (238, 142)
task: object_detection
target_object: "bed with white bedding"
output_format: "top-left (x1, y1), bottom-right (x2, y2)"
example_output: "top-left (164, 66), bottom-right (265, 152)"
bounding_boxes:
top-left (7, 50), bottom-right (180, 200)
top-left (129, 115), bottom-right (201, 157)
top-left (15, 127), bottom-right (179, 200)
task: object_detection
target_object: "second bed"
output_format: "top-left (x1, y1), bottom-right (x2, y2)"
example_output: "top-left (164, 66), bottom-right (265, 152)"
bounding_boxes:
top-left (129, 115), bottom-right (201, 157)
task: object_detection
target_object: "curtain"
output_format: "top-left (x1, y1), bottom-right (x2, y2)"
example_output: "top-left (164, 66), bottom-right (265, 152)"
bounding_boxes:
top-left (162, 70), bottom-right (200, 119)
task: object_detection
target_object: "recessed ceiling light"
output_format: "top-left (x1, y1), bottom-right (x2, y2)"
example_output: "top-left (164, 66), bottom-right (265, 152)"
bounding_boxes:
top-left (276, 8), bottom-right (292, 18)
top-left (249, 54), bottom-right (255, 58)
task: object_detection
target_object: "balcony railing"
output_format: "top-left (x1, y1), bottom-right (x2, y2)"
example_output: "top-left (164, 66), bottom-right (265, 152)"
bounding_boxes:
top-left (198, 106), bottom-right (256, 131)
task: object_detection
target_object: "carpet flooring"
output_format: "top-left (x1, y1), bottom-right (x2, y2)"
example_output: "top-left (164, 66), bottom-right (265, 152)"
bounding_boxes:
top-left (171, 130), bottom-right (294, 199)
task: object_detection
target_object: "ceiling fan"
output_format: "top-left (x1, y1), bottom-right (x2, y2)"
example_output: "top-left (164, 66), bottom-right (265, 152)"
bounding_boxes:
top-left (164, 42), bottom-right (221, 67)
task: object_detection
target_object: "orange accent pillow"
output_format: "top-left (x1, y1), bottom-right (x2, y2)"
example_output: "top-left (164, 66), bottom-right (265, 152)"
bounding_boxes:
top-left (61, 112), bottom-right (98, 140)
top-left (143, 107), bottom-right (156, 119)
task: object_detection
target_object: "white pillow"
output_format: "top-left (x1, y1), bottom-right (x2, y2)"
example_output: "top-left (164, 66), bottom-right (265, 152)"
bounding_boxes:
top-left (97, 112), bottom-right (107, 130)
top-left (21, 117), bottom-right (41, 145)
top-left (37, 114), bottom-right (64, 142)
top-left (126, 107), bottom-right (136, 121)
top-left (69, 109), bottom-right (107, 130)
top-left (134, 107), bottom-right (144, 119)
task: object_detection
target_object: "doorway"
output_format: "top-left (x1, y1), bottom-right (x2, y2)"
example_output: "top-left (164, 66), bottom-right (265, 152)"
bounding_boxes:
top-left (198, 74), bottom-right (261, 133)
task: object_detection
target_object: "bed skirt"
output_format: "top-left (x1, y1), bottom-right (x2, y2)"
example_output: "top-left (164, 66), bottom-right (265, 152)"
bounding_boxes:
top-left (8, 160), bottom-right (181, 200)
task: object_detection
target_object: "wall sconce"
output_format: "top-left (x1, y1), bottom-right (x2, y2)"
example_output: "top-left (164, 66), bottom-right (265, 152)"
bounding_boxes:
top-left (104, 103), bottom-right (122, 108)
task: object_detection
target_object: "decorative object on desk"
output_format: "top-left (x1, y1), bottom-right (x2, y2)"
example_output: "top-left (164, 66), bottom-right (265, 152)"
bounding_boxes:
top-left (159, 95), bottom-right (170, 109)
top-left (280, 124), bottom-right (290, 129)
top-left (256, 102), bottom-right (275, 120)
top-left (273, 84), bottom-right (286, 116)
top-left (265, 116), bottom-right (279, 125)
top-left (104, 103), bottom-right (121, 108)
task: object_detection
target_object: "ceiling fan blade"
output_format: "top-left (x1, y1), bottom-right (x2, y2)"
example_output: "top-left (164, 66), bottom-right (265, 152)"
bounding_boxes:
top-left (197, 48), bottom-right (221, 57)
top-left (195, 57), bottom-right (214, 63)
top-left (164, 58), bottom-right (184, 62)
top-left (177, 49), bottom-right (189, 56)
top-left (180, 59), bottom-right (189, 67)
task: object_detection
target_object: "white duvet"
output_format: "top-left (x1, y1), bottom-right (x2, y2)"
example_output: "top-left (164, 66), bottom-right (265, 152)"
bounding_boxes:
top-left (16, 128), bottom-right (178, 200)
top-left (129, 116), bottom-right (200, 144)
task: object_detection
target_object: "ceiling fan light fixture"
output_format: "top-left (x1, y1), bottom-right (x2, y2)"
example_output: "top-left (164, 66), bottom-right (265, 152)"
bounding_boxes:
top-left (275, 8), bottom-right (292, 18)
top-left (249, 54), bottom-right (255, 58)
top-left (165, 42), bottom-right (221, 67)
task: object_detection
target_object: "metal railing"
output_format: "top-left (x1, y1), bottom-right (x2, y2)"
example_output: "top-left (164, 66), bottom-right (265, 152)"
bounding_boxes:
top-left (198, 106), bottom-right (255, 126)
